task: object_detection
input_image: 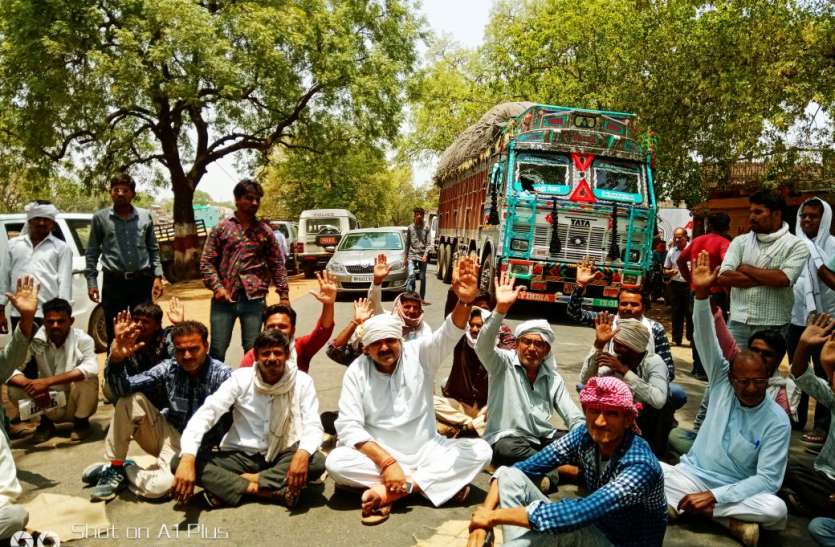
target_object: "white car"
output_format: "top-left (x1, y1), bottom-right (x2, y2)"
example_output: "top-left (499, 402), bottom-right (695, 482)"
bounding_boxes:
top-left (325, 227), bottom-right (408, 293)
top-left (0, 213), bottom-right (106, 352)
top-left (297, 209), bottom-right (360, 278)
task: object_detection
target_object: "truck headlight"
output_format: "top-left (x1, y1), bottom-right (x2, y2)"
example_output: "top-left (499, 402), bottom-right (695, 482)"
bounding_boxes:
top-left (510, 239), bottom-right (529, 252)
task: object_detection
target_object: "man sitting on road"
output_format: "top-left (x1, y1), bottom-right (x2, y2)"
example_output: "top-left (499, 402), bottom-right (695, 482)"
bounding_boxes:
top-left (103, 299), bottom-right (185, 407)
top-left (368, 254), bottom-right (432, 340)
top-left (663, 251), bottom-right (791, 547)
top-left (467, 376), bottom-right (667, 547)
top-left (239, 271), bottom-right (336, 372)
top-left (0, 278), bottom-right (42, 541)
top-left (475, 271), bottom-right (584, 492)
top-left (172, 329), bottom-right (325, 509)
top-left (6, 298), bottom-right (99, 443)
top-left (569, 257), bottom-right (686, 409)
top-left (579, 314), bottom-right (673, 457)
top-left (325, 257), bottom-right (492, 525)
top-left (83, 321), bottom-right (231, 502)
top-left (781, 313), bottom-right (835, 517)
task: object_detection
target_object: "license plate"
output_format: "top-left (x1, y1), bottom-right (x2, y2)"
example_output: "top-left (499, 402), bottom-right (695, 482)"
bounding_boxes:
top-left (319, 236), bottom-right (338, 245)
top-left (350, 274), bottom-right (372, 283)
top-left (603, 287), bottom-right (620, 298)
top-left (518, 291), bottom-right (555, 303)
top-left (562, 283), bottom-right (575, 294)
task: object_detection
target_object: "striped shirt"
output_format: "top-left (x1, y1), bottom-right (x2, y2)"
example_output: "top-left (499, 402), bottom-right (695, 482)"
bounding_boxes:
top-left (515, 425), bottom-right (666, 547)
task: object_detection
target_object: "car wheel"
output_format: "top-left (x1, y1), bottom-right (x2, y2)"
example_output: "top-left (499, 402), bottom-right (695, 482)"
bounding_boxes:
top-left (436, 242), bottom-right (446, 280)
top-left (89, 305), bottom-right (108, 353)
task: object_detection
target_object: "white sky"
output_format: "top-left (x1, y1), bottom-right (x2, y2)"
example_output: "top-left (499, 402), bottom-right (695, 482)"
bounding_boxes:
top-left (187, 0), bottom-right (494, 202)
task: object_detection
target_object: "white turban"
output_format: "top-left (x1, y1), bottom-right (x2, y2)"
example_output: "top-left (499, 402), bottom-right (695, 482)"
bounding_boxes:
top-left (465, 307), bottom-right (492, 348)
top-left (613, 319), bottom-right (650, 354)
top-left (360, 313), bottom-right (404, 347)
top-left (24, 202), bottom-right (59, 222)
top-left (514, 319), bottom-right (554, 348)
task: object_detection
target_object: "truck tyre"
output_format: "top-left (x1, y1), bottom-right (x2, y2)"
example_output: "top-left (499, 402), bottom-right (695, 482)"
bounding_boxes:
top-left (479, 249), bottom-right (495, 300)
top-left (436, 241), bottom-right (447, 280)
top-left (442, 243), bottom-right (454, 284)
top-left (302, 263), bottom-right (316, 279)
top-left (89, 305), bottom-right (108, 353)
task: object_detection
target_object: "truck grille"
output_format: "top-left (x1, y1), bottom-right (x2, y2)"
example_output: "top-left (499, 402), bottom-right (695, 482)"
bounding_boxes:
top-left (513, 222), bottom-right (637, 263)
top-left (345, 264), bottom-right (374, 274)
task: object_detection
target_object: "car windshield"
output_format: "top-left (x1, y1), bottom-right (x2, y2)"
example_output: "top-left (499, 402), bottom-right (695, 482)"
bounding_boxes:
top-left (339, 232), bottom-right (403, 251)
top-left (304, 218), bottom-right (341, 234)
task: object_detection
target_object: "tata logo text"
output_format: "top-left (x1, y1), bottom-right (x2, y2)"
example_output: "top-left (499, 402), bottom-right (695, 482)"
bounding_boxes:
top-left (569, 218), bottom-right (592, 228)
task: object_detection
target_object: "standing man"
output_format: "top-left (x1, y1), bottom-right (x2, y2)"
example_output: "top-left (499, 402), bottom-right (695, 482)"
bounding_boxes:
top-left (664, 227), bottom-right (692, 347)
top-left (86, 173), bottom-right (164, 344)
top-left (787, 198), bottom-right (835, 441)
top-left (719, 189), bottom-right (809, 348)
top-left (0, 201), bottom-right (72, 334)
top-left (404, 207), bottom-right (431, 305)
top-left (200, 179), bottom-right (289, 362)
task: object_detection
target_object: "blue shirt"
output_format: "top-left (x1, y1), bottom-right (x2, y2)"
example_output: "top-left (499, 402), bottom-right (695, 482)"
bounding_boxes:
top-left (515, 425), bottom-right (666, 547)
top-left (105, 355), bottom-right (232, 446)
top-left (681, 298), bottom-right (791, 504)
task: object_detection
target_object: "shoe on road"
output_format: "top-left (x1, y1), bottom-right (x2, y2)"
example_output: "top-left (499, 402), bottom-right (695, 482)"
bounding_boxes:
top-left (92, 465), bottom-right (128, 502)
top-left (71, 418), bottom-right (93, 442)
top-left (32, 417), bottom-right (56, 444)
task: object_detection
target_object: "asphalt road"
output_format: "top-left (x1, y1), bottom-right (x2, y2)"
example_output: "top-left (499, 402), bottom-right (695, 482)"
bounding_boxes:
top-left (9, 268), bottom-right (814, 546)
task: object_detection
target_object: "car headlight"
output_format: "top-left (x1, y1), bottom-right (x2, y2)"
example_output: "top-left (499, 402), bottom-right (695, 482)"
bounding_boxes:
top-left (510, 238), bottom-right (529, 252)
top-left (389, 260), bottom-right (404, 271)
top-left (327, 261), bottom-right (346, 274)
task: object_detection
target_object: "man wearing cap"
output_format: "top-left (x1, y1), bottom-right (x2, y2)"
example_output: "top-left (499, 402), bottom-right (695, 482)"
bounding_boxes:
top-left (475, 271), bottom-right (584, 490)
top-left (0, 201), bottom-right (72, 335)
top-left (580, 314), bottom-right (673, 456)
top-left (325, 257), bottom-right (492, 525)
top-left (663, 251), bottom-right (791, 546)
top-left (467, 376), bottom-right (667, 547)
top-left (404, 207), bottom-right (431, 304)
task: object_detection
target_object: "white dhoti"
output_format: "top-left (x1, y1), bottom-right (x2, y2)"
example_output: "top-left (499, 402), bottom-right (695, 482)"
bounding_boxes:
top-left (661, 462), bottom-right (787, 530)
top-left (326, 436), bottom-right (491, 506)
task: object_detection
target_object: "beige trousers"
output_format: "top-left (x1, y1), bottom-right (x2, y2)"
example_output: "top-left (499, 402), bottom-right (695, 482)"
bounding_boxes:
top-left (104, 393), bottom-right (181, 499)
top-left (8, 378), bottom-right (99, 422)
top-left (433, 395), bottom-right (487, 436)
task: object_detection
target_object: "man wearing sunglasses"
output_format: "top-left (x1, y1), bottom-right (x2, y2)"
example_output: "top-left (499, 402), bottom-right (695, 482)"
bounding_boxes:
top-left (662, 251), bottom-right (791, 547)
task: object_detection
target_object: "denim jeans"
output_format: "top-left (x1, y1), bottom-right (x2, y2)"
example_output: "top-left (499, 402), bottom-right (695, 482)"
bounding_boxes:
top-left (405, 258), bottom-right (427, 299)
top-left (727, 320), bottom-right (788, 351)
top-left (811, 518), bottom-right (835, 546)
top-left (209, 297), bottom-right (265, 362)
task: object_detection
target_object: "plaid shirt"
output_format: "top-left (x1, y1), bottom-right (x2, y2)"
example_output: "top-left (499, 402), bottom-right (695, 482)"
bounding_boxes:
top-left (105, 355), bottom-right (232, 446)
top-left (105, 327), bottom-right (175, 411)
top-left (568, 287), bottom-right (674, 380)
top-left (200, 216), bottom-right (288, 300)
top-left (515, 425), bottom-right (667, 547)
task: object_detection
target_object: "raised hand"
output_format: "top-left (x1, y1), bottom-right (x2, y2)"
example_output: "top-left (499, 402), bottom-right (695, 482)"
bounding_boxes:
top-left (575, 257), bottom-right (598, 288)
top-left (353, 298), bottom-right (374, 324)
top-left (372, 254), bottom-right (391, 285)
top-left (493, 269), bottom-right (524, 314)
top-left (110, 319), bottom-right (145, 363)
top-left (113, 309), bottom-right (134, 340)
top-left (691, 250), bottom-right (718, 294)
top-left (311, 270), bottom-right (338, 305)
top-left (594, 311), bottom-right (615, 349)
top-left (800, 313), bottom-right (835, 348)
top-left (166, 296), bottom-right (185, 324)
top-left (6, 276), bottom-right (39, 320)
top-left (823, 334), bottom-right (835, 381)
top-left (452, 256), bottom-right (479, 304)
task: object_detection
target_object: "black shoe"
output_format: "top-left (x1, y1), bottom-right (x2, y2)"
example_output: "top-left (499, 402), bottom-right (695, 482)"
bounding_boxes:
top-left (71, 418), bottom-right (93, 442)
top-left (32, 416), bottom-right (56, 444)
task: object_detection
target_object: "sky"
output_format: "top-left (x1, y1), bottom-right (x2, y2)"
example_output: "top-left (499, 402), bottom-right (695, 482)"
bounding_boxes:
top-left (190, 0), bottom-right (494, 202)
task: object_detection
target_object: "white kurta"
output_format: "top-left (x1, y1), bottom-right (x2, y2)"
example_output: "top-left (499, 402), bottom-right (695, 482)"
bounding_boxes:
top-left (327, 315), bottom-right (492, 506)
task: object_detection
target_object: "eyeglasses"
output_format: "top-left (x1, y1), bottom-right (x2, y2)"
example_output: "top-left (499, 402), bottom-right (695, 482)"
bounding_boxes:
top-left (729, 375), bottom-right (770, 388)
top-left (517, 337), bottom-right (549, 351)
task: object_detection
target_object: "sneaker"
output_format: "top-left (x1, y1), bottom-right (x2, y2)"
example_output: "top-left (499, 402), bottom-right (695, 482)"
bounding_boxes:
top-left (32, 417), bottom-right (56, 444)
top-left (92, 465), bottom-right (127, 502)
top-left (728, 518), bottom-right (759, 547)
top-left (83, 460), bottom-right (134, 486)
top-left (71, 418), bottom-right (93, 442)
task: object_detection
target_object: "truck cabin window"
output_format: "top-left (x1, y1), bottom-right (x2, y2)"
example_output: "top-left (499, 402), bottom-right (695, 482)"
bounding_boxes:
top-left (593, 162), bottom-right (641, 195)
top-left (515, 161), bottom-right (568, 193)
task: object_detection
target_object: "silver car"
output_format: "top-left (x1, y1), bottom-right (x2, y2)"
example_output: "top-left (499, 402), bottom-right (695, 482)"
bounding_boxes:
top-left (325, 227), bottom-right (408, 293)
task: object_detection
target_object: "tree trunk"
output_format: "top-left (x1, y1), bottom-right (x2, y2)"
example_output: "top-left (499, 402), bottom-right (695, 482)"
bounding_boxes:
top-left (171, 178), bottom-right (201, 281)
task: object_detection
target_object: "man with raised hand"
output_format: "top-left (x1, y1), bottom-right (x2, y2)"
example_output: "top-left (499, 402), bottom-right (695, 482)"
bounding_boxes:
top-left (475, 270), bottom-right (584, 492)
top-left (368, 253), bottom-right (432, 341)
top-left (325, 257), bottom-right (491, 525)
top-left (663, 250), bottom-right (791, 547)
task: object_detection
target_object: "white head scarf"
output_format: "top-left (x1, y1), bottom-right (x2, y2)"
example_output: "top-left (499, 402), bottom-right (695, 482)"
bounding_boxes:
top-left (513, 319), bottom-right (557, 371)
top-left (465, 307), bottom-right (491, 348)
top-left (613, 319), bottom-right (650, 354)
top-left (795, 197), bottom-right (835, 314)
top-left (24, 202), bottom-right (58, 222)
top-left (360, 313), bottom-right (404, 347)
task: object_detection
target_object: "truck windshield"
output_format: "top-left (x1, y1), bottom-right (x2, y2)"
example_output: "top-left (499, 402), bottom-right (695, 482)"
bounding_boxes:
top-left (515, 156), bottom-right (569, 193)
top-left (593, 160), bottom-right (642, 195)
top-left (339, 232), bottom-right (402, 251)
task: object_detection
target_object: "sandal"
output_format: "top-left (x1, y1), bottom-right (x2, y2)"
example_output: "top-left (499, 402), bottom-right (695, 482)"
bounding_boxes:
top-left (802, 432), bottom-right (827, 444)
top-left (274, 487), bottom-right (300, 508)
top-left (361, 504), bottom-right (391, 526)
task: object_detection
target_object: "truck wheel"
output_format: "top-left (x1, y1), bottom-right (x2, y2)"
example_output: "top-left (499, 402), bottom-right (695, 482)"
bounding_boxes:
top-left (436, 242), bottom-right (446, 280)
top-left (479, 250), bottom-right (495, 299)
top-left (302, 263), bottom-right (316, 279)
top-left (442, 244), bottom-right (454, 284)
top-left (89, 305), bottom-right (108, 353)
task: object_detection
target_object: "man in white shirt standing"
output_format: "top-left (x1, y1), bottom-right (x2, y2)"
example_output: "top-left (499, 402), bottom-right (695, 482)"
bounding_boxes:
top-left (664, 227), bottom-right (692, 346)
top-left (172, 329), bottom-right (325, 509)
top-left (6, 298), bottom-right (99, 443)
top-left (0, 201), bottom-right (72, 333)
top-left (326, 257), bottom-right (491, 525)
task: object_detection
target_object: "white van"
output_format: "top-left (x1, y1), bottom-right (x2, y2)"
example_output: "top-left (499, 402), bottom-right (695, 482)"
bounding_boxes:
top-left (297, 209), bottom-right (359, 278)
top-left (0, 213), bottom-right (106, 352)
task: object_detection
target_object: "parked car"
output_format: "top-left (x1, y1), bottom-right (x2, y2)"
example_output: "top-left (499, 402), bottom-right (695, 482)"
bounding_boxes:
top-left (0, 213), bottom-right (107, 352)
top-left (297, 209), bottom-right (359, 279)
top-left (325, 227), bottom-right (408, 293)
top-left (269, 220), bottom-right (299, 274)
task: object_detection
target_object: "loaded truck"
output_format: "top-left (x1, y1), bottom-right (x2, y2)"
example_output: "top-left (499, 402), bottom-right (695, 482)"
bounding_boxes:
top-left (434, 102), bottom-right (657, 309)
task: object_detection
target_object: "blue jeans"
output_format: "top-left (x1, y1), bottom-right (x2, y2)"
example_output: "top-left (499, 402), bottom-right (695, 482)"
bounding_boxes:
top-left (810, 518), bottom-right (835, 546)
top-left (405, 258), bottom-right (427, 299)
top-left (669, 383), bottom-right (687, 411)
top-left (209, 298), bottom-right (265, 362)
top-left (727, 320), bottom-right (788, 351)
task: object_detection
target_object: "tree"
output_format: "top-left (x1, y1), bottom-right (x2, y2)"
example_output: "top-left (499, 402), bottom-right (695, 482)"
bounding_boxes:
top-left (0, 0), bottom-right (420, 276)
